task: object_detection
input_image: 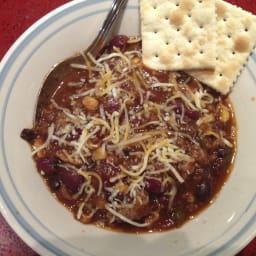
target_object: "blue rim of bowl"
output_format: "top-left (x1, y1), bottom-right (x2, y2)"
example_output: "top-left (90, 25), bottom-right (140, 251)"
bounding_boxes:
top-left (0, 0), bottom-right (256, 255)
top-left (0, 1), bottom-right (112, 255)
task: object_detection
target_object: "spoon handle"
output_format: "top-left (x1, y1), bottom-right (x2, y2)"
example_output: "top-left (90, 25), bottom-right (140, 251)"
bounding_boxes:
top-left (85, 0), bottom-right (128, 57)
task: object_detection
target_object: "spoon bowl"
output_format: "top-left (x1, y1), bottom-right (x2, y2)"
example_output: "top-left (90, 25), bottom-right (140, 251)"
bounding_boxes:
top-left (35, 0), bottom-right (127, 124)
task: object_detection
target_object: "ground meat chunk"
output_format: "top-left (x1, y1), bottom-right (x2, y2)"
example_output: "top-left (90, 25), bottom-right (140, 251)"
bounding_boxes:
top-left (116, 189), bottom-right (150, 221)
top-left (56, 149), bottom-right (83, 165)
top-left (188, 144), bottom-right (208, 165)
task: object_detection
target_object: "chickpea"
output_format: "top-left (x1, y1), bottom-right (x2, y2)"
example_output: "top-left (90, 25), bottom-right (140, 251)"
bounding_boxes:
top-left (92, 145), bottom-right (107, 160)
top-left (33, 138), bottom-right (45, 157)
top-left (87, 138), bottom-right (101, 150)
top-left (115, 182), bottom-right (129, 194)
top-left (94, 195), bottom-right (106, 209)
top-left (219, 104), bottom-right (230, 122)
top-left (131, 57), bottom-right (141, 65)
top-left (183, 192), bottom-right (195, 203)
top-left (82, 96), bottom-right (99, 111)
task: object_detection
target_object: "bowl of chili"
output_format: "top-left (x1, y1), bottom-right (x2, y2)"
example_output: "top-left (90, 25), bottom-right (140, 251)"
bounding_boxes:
top-left (0, 0), bottom-right (255, 255)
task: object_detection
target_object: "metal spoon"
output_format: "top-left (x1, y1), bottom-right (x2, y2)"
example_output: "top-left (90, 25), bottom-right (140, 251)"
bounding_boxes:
top-left (86, 0), bottom-right (128, 57)
top-left (35, 0), bottom-right (128, 124)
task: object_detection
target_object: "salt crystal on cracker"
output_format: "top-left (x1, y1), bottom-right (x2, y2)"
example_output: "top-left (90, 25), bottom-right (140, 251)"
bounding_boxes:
top-left (140, 0), bottom-right (216, 71)
top-left (188, 0), bottom-right (256, 94)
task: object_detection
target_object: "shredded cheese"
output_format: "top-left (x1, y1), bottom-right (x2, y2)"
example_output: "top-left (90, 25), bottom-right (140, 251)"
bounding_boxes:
top-left (33, 41), bottom-right (235, 229)
top-left (105, 204), bottom-right (150, 227)
top-left (32, 124), bottom-right (54, 156)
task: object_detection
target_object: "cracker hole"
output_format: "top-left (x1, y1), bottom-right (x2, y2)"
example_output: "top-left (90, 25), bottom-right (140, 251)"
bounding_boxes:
top-left (245, 28), bottom-right (249, 32)
top-left (232, 51), bottom-right (236, 55)
top-left (200, 50), bottom-right (204, 54)
top-left (227, 34), bottom-right (231, 38)
top-left (177, 52), bottom-right (181, 56)
top-left (199, 25), bottom-right (204, 29)
top-left (188, 13), bottom-right (192, 18)
top-left (198, 0), bottom-right (202, 3)
top-left (219, 73), bottom-right (223, 77)
top-left (223, 18), bottom-right (227, 22)
top-left (155, 53), bottom-right (159, 58)
top-left (166, 41), bottom-right (169, 45)
top-left (188, 39), bottom-right (192, 43)
top-left (153, 5), bottom-right (157, 9)
top-left (177, 28), bottom-right (180, 32)
top-left (165, 16), bottom-right (169, 20)
top-left (176, 2), bottom-right (180, 7)
top-left (154, 29), bottom-right (158, 34)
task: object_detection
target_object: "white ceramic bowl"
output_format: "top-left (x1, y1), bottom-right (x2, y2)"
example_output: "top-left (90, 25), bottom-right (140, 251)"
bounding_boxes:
top-left (0, 0), bottom-right (256, 255)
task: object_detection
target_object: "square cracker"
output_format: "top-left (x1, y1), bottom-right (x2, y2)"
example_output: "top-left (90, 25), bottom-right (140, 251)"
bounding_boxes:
top-left (140, 0), bottom-right (216, 71)
top-left (188, 0), bottom-right (256, 94)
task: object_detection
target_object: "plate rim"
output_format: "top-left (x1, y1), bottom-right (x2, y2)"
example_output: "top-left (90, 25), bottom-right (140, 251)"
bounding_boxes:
top-left (0, 0), bottom-right (255, 255)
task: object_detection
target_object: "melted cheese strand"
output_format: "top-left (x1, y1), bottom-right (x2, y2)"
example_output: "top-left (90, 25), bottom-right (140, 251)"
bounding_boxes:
top-left (76, 126), bottom-right (100, 154)
top-left (71, 88), bottom-right (96, 99)
top-left (70, 63), bottom-right (101, 72)
top-left (222, 137), bottom-right (233, 148)
top-left (51, 99), bottom-right (86, 121)
top-left (151, 82), bottom-right (175, 88)
top-left (107, 134), bottom-right (152, 149)
top-left (105, 204), bottom-right (150, 227)
top-left (87, 52), bottom-right (104, 68)
top-left (98, 52), bottom-right (131, 69)
top-left (32, 124), bottom-right (54, 156)
top-left (120, 139), bottom-right (170, 177)
top-left (166, 163), bottom-right (184, 183)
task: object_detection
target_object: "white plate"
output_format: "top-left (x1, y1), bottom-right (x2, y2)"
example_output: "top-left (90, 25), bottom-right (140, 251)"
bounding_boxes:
top-left (0, 0), bottom-right (256, 255)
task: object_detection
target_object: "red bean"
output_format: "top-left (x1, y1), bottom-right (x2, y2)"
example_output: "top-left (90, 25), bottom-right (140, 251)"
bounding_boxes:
top-left (96, 161), bottom-right (120, 182)
top-left (145, 178), bottom-right (162, 194)
top-left (36, 157), bottom-right (58, 176)
top-left (159, 195), bottom-right (170, 208)
top-left (58, 168), bottom-right (84, 193)
top-left (102, 96), bottom-right (120, 114)
top-left (20, 128), bottom-right (37, 142)
top-left (109, 35), bottom-right (129, 51)
top-left (185, 108), bottom-right (200, 120)
top-left (174, 100), bottom-right (199, 120)
top-left (48, 175), bottom-right (61, 191)
top-left (176, 72), bottom-right (191, 84)
top-left (66, 128), bottom-right (82, 141)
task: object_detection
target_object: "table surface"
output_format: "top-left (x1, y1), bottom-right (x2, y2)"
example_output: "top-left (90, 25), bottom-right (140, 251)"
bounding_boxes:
top-left (0, 0), bottom-right (256, 255)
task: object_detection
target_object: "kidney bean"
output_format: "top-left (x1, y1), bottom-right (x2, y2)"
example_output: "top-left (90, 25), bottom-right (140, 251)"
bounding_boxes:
top-left (20, 128), bottom-right (37, 142)
top-left (96, 161), bottom-right (120, 182)
top-left (102, 96), bottom-right (120, 114)
top-left (195, 180), bottom-right (211, 202)
top-left (90, 175), bottom-right (100, 192)
top-left (36, 157), bottom-right (58, 176)
top-left (176, 72), bottom-right (191, 84)
top-left (58, 167), bottom-right (84, 193)
top-left (212, 157), bottom-right (223, 172)
top-left (185, 108), bottom-right (200, 120)
top-left (66, 128), bottom-right (82, 141)
top-left (174, 100), bottom-right (199, 120)
top-left (48, 175), bottom-right (61, 191)
top-left (145, 178), bottom-right (162, 194)
top-left (159, 195), bottom-right (170, 209)
top-left (109, 35), bottom-right (129, 51)
top-left (216, 147), bottom-right (232, 159)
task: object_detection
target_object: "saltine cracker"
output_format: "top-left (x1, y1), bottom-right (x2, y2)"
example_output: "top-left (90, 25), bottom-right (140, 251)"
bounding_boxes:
top-left (140, 0), bottom-right (216, 71)
top-left (188, 0), bottom-right (256, 94)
